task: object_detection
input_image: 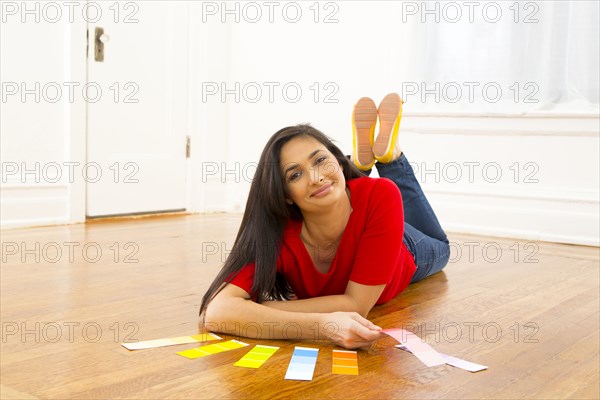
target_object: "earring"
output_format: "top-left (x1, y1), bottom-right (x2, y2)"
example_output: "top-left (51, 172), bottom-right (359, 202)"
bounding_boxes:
top-left (286, 199), bottom-right (293, 205)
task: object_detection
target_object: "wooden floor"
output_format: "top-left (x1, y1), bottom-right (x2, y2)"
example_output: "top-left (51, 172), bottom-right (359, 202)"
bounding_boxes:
top-left (1, 214), bottom-right (598, 399)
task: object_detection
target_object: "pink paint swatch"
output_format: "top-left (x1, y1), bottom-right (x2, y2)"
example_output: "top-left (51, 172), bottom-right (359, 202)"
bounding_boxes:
top-left (382, 328), bottom-right (445, 367)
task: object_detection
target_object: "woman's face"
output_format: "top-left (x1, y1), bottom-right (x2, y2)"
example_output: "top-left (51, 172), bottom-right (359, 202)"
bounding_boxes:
top-left (279, 136), bottom-right (347, 213)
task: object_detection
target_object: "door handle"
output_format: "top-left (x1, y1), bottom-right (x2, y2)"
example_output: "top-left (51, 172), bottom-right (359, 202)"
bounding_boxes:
top-left (94, 27), bottom-right (110, 62)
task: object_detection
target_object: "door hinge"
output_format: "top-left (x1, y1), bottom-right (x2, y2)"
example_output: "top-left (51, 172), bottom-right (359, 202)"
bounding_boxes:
top-left (186, 136), bottom-right (191, 158)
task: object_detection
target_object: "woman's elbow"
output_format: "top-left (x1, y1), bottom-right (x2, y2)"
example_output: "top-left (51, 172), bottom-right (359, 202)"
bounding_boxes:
top-left (202, 285), bottom-right (254, 331)
top-left (203, 299), bottom-right (227, 331)
top-left (203, 295), bottom-right (248, 331)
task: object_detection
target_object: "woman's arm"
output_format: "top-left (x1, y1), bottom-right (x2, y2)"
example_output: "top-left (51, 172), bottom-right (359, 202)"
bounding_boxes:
top-left (262, 282), bottom-right (386, 317)
top-left (204, 283), bottom-right (384, 349)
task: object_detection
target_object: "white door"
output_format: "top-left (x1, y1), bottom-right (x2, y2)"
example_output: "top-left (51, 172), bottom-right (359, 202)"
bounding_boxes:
top-left (86, 1), bottom-right (188, 217)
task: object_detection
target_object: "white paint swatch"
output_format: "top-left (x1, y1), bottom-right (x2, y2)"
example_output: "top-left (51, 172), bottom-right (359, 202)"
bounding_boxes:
top-left (396, 345), bottom-right (488, 372)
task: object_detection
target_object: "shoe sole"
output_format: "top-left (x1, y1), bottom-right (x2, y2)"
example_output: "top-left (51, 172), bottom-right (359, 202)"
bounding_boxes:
top-left (352, 97), bottom-right (378, 170)
top-left (374, 93), bottom-right (403, 163)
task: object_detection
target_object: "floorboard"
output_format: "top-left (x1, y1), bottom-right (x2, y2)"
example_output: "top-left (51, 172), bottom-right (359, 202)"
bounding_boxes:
top-left (1, 214), bottom-right (598, 399)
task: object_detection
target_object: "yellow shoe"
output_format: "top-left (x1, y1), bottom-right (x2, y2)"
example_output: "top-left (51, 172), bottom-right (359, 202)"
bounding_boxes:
top-left (373, 93), bottom-right (404, 163)
top-left (351, 97), bottom-right (378, 171)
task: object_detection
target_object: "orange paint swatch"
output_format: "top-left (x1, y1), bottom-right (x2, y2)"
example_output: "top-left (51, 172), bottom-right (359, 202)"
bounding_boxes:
top-left (332, 350), bottom-right (358, 375)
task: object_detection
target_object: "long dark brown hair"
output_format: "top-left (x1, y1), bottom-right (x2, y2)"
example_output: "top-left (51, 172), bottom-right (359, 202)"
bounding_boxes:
top-left (199, 124), bottom-right (365, 316)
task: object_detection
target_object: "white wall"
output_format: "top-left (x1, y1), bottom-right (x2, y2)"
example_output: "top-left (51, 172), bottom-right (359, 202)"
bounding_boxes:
top-left (2, 1), bottom-right (599, 246)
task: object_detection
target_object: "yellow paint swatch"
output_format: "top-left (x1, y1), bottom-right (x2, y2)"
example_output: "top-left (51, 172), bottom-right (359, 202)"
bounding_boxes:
top-left (177, 339), bottom-right (248, 359)
top-left (332, 350), bottom-right (359, 375)
top-left (122, 333), bottom-right (221, 350)
top-left (234, 345), bottom-right (279, 368)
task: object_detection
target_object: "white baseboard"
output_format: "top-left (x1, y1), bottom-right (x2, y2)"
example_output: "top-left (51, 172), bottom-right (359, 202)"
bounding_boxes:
top-left (429, 193), bottom-right (599, 246)
top-left (1, 184), bottom-right (70, 229)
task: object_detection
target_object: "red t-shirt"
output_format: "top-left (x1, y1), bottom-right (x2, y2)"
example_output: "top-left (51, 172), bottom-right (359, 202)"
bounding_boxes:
top-left (229, 176), bottom-right (417, 305)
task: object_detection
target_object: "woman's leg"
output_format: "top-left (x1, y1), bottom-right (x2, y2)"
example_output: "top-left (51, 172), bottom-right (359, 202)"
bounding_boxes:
top-left (376, 153), bottom-right (445, 240)
top-left (403, 222), bottom-right (450, 283)
top-left (375, 153), bottom-right (450, 282)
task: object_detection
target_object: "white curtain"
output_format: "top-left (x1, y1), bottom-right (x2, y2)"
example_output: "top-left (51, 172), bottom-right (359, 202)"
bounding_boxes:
top-left (398, 0), bottom-right (600, 114)
top-left (206, 1), bottom-right (599, 115)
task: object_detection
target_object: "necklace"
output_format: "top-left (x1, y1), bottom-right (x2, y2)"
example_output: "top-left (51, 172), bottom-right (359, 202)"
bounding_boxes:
top-left (301, 231), bottom-right (339, 265)
top-left (301, 232), bottom-right (340, 249)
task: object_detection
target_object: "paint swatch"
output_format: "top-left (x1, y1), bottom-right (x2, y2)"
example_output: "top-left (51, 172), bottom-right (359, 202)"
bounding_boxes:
top-left (382, 328), bottom-right (445, 367)
top-left (332, 350), bottom-right (358, 375)
top-left (284, 347), bottom-right (319, 381)
top-left (121, 333), bottom-right (221, 350)
top-left (176, 339), bottom-right (248, 359)
top-left (396, 345), bottom-right (488, 372)
top-left (234, 345), bottom-right (279, 368)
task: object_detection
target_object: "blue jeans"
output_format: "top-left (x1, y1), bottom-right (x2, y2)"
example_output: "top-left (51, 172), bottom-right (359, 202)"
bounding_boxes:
top-left (362, 153), bottom-right (450, 283)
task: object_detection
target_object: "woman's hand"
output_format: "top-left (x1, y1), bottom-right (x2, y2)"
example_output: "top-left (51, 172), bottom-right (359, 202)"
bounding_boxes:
top-left (320, 312), bottom-right (385, 349)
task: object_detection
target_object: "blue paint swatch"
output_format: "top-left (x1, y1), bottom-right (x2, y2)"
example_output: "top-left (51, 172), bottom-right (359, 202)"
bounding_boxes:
top-left (284, 347), bottom-right (319, 380)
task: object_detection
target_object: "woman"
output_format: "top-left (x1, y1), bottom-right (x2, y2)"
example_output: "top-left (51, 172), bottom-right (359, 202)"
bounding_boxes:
top-left (199, 93), bottom-right (450, 349)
